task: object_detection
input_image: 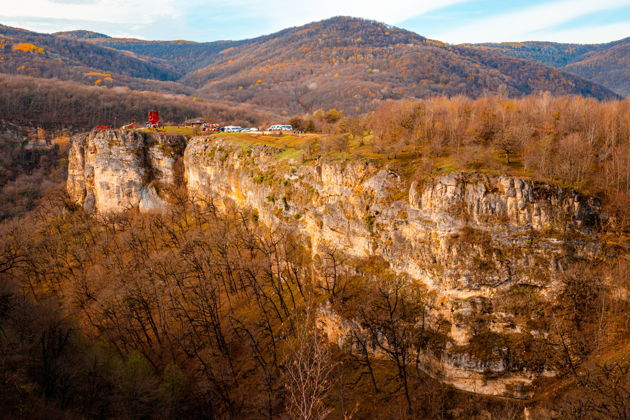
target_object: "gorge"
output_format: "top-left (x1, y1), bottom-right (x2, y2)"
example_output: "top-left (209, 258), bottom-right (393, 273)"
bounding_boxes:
top-left (67, 129), bottom-right (610, 400)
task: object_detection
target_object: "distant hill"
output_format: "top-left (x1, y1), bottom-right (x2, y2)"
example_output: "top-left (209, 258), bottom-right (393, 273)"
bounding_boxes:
top-left (0, 74), bottom-right (279, 128)
top-left (55, 30), bottom-right (111, 40)
top-left (85, 17), bottom-right (620, 114)
top-left (467, 38), bottom-right (630, 97)
top-left (564, 42), bottom-right (630, 97)
top-left (179, 17), bottom-right (620, 113)
top-left (0, 18), bottom-right (623, 116)
top-left (465, 41), bottom-right (600, 67)
top-left (89, 38), bottom-right (246, 74)
top-left (0, 24), bottom-right (191, 94)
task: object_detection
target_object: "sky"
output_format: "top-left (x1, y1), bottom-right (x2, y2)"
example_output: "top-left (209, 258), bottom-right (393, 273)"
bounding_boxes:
top-left (1, 0), bottom-right (629, 44)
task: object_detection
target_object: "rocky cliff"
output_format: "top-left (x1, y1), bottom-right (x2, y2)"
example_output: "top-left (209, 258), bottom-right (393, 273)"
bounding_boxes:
top-left (67, 130), bottom-right (186, 213)
top-left (68, 131), bottom-right (607, 398)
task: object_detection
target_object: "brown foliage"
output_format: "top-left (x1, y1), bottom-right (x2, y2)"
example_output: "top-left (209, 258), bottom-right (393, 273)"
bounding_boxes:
top-left (468, 38), bottom-right (630, 97)
top-left (0, 74), bottom-right (278, 129)
top-left (360, 95), bottom-right (629, 228)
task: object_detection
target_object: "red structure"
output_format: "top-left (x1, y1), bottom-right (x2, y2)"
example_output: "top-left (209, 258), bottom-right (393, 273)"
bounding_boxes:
top-left (203, 123), bottom-right (223, 132)
top-left (148, 111), bottom-right (160, 126)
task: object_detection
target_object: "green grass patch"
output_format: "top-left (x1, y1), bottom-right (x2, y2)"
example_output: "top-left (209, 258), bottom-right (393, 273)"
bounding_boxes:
top-left (208, 133), bottom-right (317, 161)
top-left (276, 147), bottom-right (303, 160)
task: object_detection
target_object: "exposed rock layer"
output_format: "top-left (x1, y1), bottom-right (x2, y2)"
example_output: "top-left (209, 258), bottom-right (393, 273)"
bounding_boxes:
top-left (68, 131), bottom-right (606, 398)
top-left (67, 130), bottom-right (186, 213)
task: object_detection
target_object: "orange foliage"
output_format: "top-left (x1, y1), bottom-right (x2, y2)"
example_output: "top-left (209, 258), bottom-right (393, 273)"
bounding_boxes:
top-left (83, 71), bottom-right (111, 77)
top-left (12, 43), bottom-right (45, 54)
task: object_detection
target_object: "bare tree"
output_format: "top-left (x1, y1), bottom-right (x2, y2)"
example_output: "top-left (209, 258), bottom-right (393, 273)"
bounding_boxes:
top-left (561, 361), bottom-right (630, 420)
top-left (284, 311), bottom-right (335, 420)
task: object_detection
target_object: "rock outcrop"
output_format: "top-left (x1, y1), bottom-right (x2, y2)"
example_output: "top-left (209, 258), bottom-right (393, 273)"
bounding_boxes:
top-left (67, 130), bottom-right (186, 213)
top-left (68, 131), bottom-right (607, 398)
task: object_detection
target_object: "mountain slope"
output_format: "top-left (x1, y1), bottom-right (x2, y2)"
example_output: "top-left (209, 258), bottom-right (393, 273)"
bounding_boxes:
top-left (0, 74), bottom-right (280, 128)
top-left (0, 18), bottom-right (623, 115)
top-left (88, 38), bottom-right (245, 74)
top-left (0, 24), bottom-right (195, 94)
top-left (0, 25), bottom-right (180, 80)
top-left (466, 41), bottom-right (600, 67)
top-left (467, 38), bottom-right (630, 97)
top-left (76, 17), bottom-right (621, 114)
top-left (564, 41), bottom-right (630, 97)
top-left (55, 30), bottom-right (111, 40)
top-left (178, 17), bottom-right (619, 113)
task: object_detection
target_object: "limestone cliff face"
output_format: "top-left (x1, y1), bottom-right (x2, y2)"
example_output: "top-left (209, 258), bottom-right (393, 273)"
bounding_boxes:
top-left (409, 174), bottom-right (602, 231)
top-left (181, 137), bottom-right (605, 398)
top-left (67, 130), bottom-right (186, 213)
top-left (68, 133), bottom-right (606, 398)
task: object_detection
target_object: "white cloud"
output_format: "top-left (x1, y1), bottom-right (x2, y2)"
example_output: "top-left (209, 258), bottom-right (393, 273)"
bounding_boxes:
top-left (436, 0), bottom-right (630, 43)
top-left (2, 0), bottom-right (628, 43)
top-left (3, 0), bottom-right (179, 26)
top-left (2, 0), bottom-right (471, 36)
top-left (178, 0), bottom-right (474, 42)
top-left (538, 21), bottom-right (630, 43)
top-left (229, 0), bottom-right (471, 27)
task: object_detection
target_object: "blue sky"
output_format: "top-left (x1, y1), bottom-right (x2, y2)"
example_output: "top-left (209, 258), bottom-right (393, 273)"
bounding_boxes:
top-left (2, 0), bottom-right (629, 44)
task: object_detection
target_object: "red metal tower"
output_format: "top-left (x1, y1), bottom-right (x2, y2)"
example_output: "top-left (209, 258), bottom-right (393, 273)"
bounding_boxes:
top-left (148, 111), bottom-right (160, 126)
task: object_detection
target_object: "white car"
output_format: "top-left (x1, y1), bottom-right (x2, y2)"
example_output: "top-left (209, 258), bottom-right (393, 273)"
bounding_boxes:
top-left (223, 126), bottom-right (243, 132)
top-left (267, 124), bottom-right (292, 132)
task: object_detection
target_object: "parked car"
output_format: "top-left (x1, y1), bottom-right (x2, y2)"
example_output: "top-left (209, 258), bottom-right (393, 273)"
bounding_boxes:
top-left (267, 124), bottom-right (292, 132)
top-left (223, 126), bottom-right (243, 132)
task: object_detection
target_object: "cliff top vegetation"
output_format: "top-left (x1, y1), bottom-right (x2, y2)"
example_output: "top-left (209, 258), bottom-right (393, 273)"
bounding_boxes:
top-left (183, 94), bottom-right (628, 232)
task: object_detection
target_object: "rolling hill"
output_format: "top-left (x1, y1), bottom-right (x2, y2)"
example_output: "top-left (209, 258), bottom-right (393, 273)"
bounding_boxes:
top-left (187, 18), bottom-right (622, 113)
top-left (54, 30), bottom-right (111, 40)
top-left (467, 37), bottom-right (630, 97)
top-left (88, 38), bottom-right (247, 74)
top-left (0, 74), bottom-right (280, 129)
top-left (88, 17), bottom-right (620, 113)
top-left (0, 24), bottom-right (192, 94)
top-left (0, 17), bottom-right (624, 116)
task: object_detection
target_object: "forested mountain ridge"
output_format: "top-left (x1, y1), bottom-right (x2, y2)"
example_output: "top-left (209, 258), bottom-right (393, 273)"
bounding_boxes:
top-left (0, 24), bottom-right (193, 94)
top-left (94, 17), bottom-right (622, 113)
top-left (81, 17), bottom-right (428, 75)
top-left (467, 37), bottom-right (630, 97)
top-left (179, 17), bottom-right (620, 113)
top-left (54, 30), bottom-right (111, 40)
top-left (0, 24), bottom-right (181, 80)
top-left (0, 74), bottom-right (280, 129)
top-left (1, 17), bottom-right (622, 116)
top-left (87, 38), bottom-right (248, 74)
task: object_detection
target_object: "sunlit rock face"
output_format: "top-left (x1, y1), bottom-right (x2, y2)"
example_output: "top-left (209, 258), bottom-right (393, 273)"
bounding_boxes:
top-left (68, 133), bottom-right (606, 398)
top-left (67, 130), bottom-right (186, 213)
top-left (409, 173), bottom-right (602, 232)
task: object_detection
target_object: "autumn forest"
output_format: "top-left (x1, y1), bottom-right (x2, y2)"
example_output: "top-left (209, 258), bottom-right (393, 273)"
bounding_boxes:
top-left (0, 14), bottom-right (629, 420)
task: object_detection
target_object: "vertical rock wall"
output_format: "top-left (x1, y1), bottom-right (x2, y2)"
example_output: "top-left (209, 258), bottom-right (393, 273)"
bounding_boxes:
top-left (68, 133), bottom-right (607, 398)
top-left (67, 130), bottom-right (186, 213)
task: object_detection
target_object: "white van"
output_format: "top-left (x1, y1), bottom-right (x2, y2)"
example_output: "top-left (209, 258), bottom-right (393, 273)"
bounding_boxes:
top-left (267, 124), bottom-right (292, 132)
